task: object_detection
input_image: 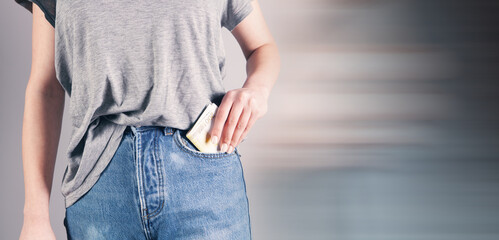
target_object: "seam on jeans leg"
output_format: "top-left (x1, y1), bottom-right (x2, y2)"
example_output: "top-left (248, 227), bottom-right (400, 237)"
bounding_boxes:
top-left (238, 155), bottom-right (252, 239)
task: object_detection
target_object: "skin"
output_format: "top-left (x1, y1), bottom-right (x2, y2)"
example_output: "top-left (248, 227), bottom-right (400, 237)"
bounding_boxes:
top-left (19, 0), bottom-right (279, 238)
top-left (19, 3), bottom-right (63, 240)
top-left (209, 0), bottom-right (280, 153)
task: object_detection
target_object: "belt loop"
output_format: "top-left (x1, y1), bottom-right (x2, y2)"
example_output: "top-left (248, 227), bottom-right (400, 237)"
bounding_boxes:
top-left (163, 127), bottom-right (174, 136)
top-left (130, 126), bottom-right (138, 136)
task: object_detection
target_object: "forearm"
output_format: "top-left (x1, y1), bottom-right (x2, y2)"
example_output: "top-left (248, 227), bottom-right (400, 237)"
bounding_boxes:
top-left (242, 42), bottom-right (281, 98)
top-left (22, 82), bottom-right (64, 218)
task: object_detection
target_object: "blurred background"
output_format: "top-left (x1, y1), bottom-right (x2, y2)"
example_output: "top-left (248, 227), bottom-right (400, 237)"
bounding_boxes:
top-left (2, 0), bottom-right (499, 239)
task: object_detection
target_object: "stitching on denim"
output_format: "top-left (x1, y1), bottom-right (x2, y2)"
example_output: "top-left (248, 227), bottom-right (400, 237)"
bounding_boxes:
top-left (164, 127), bottom-right (174, 135)
top-left (238, 154), bottom-right (252, 239)
top-left (143, 199), bottom-right (165, 219)
top-left (134, 133), bottom-right (152, 239)
top-left (142, 130), bottom-right (165, 219)
top-left (173, 129), bottom-right (237, 159)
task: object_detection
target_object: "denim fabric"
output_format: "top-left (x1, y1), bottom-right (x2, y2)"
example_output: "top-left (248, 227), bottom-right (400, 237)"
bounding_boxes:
top-left (64, 125), bottom-right (252, 240)
top-left (16, 0), bottom-right (255, 209)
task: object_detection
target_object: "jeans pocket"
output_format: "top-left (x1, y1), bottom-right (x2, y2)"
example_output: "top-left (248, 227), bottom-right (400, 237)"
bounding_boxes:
top-left (173, 128), bottom-right (240, 160)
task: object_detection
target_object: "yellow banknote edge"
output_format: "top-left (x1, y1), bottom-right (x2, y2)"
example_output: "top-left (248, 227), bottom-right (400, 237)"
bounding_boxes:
top-left (186, 102), bottom-right (222, 153)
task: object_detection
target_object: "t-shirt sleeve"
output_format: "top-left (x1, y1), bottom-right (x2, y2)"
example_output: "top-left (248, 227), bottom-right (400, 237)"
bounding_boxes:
top-left (15, 0), bottom-right (56, 28)
top-left (221, 0), bottom-right (254, 31)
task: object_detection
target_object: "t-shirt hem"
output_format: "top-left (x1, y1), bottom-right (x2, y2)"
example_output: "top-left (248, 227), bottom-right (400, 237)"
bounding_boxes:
top-left (16, 0), bottom-right (56, 28)
top-left (31, 0), bottom-right (56, 27)
top-left (63, 124), bottom-right (128, 208)
top-left (227, 0), bottom-right (254, 32)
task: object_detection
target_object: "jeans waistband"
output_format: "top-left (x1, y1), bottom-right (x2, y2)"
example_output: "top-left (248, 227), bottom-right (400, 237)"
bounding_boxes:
top-left (125, 125), bottom-right (176, 136)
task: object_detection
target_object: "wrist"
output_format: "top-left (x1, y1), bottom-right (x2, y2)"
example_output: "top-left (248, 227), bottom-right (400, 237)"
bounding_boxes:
top-left (242, 84), bottom-right (271, 98)
top-left (23, 206), bottom-right (50, 219)
top-left (23, 213), bottom-right (51, 223)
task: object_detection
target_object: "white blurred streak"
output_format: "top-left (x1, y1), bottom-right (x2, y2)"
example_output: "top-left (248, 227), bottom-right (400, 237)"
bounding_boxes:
top-left (224, 0), bottom-right (499, 239)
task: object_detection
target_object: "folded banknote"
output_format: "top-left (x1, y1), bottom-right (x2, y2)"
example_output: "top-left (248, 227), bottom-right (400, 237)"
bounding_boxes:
top-left (186, 102), bottom-right (223, 153)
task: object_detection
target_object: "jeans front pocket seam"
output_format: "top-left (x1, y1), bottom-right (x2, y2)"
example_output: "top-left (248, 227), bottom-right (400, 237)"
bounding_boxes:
top-left (173, 129), bottom-right (237, 159)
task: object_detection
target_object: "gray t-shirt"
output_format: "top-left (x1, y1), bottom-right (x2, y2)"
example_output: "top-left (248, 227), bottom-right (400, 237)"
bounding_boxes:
top-left (16, 0), bottom-right (254, 208)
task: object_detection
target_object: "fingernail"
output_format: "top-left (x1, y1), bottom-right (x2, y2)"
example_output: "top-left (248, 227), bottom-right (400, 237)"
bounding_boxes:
top-left (227, 145), bottom-right (234, 154)
top-left (211, 135), bottom-right (219, 145)
top-left (221, 143), bottom-right (228, 153)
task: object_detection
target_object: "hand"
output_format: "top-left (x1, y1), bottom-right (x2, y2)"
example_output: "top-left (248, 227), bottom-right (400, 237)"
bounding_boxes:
top-left (19, 214), bottom-right (56, 240)
top-left (209, 86), bottom-right (270, 153)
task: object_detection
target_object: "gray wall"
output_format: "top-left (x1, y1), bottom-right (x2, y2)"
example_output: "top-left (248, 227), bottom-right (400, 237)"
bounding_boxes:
top-left (2, 0), bottom-right (499, 239)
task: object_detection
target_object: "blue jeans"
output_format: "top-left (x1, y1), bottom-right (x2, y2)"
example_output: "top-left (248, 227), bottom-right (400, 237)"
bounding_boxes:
top-left (64, 125), bottom-right (252, 240)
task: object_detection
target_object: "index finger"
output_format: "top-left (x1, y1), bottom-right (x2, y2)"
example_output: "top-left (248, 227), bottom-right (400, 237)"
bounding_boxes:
top-left (209, 95), bottom-right (233, 148)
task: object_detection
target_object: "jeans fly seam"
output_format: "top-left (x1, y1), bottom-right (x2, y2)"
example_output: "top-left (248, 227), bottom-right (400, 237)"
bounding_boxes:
top-left (143, 130), bottom-right (165, 219)
top-left (135, 133), bottom-right (152, 240)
